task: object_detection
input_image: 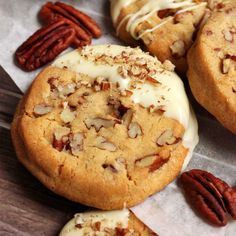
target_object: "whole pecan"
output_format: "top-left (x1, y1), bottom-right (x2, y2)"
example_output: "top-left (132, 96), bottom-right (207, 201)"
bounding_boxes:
top-left (39, 2), bottom-right (102, 47)
top-left (15, 20), bottom-right (75, 71)
top-left (180, 169), bottom-right (236, 226)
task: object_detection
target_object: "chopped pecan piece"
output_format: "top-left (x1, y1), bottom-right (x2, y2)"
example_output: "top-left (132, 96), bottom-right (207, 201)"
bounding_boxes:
top-left (60, 106), bottom-right (76, 123)
top-left (128, 122), bottom-right (142, 139)
top-left (222, 58), bottom-right (231, 74)
top-left (33, 104), bottom-right (53, 116)
top-left (115, 227), bottom-right (130, 235)
top-left (122, 109), bottom-right (133, 126)
top-left (163, 60), bottom-right (175, 72)
top-left (91, 221), bottom-right (101, 231)
top-left (75, 224), bottom-right (82, 229)
top-left (135, 154), bottom-right (169, 172)
top-left (156, 129), bottom-right (180, 146)
top-left (84, 117), bottom-right (120, 132)
top-left (48, 77), bottom-right (59, 90)
top-left (95, 136), bottom-right (117, 152)
top-left (170, 40), bottom-right (185, 58)
top-left (55, 83), bottom-right (76, 99)
top-left (222, 54), bottom-right (236, 74)
top-left (146, 76), bottom-right (160, 84)
top-left (93, 77), bottom-right (111, 91)
top-left (117, 65), bottom-right (128, 78)
top-left (69, 132), bottom-right (84, 155)
top-left (180, 169), bottom-right (236, 226)
top-left (15, 20), bottom-right (75, 71)
top-left (222, 29), bottom-right (233, 42)
top-left (53, 126), bottom-right (70, 151)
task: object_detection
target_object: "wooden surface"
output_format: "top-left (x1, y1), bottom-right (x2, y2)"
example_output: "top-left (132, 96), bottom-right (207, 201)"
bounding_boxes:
top-left (0, 66), bottom-right (87, 236)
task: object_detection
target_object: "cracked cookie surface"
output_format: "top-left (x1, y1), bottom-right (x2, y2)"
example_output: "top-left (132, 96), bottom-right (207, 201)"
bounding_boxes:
top-left (11, 45), bottom-right (198, 210)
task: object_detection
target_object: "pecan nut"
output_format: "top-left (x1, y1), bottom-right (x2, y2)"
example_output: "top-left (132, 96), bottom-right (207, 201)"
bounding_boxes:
top-left (39, 1), bottom-right (102, 47)
top-left (135, 154), bottom-right (169, 172)
top-left (15, 20), bottom-right (75, 71)
top-left (180, 169), bottom-right (236, 226)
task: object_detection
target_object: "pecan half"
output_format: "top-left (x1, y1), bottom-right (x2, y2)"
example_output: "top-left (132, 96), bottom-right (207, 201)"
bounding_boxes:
top-left (180, 169), bottom-right (236, 226)
top-left (15, 20), bottom-right (75, 71)
top-left (39, 1), bottom-right (102, 47)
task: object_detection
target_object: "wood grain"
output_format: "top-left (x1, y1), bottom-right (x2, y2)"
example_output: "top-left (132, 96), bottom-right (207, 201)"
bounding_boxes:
top-left (0, 66), bottom-right (87, 236)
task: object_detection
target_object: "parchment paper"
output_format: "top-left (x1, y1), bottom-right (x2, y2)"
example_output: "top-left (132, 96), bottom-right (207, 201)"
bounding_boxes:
top-left (0, 1), bottom-right (236, 235)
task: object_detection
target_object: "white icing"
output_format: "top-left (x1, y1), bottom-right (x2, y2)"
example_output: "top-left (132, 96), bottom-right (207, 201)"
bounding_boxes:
top-left (181, 106), bottom-right (199, 171)
top-left (110, 0), bottom-right (135, 23)
top-left (59, 209), bottom-right (129, 236)
top-left (53, 45), bottom-right (198, 169)
top-left (55, 53), bottom-right (130, 91)
top-left (111, 0), bottom-right (206, 40)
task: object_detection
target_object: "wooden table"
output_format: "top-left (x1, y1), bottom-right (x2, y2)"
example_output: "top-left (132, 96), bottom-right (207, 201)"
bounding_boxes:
top-left (0, 66), bottom-right (86, 236)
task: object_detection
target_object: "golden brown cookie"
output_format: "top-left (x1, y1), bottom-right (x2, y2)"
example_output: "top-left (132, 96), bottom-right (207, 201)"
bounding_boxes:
top-left (59, 209), bottom-right (157, 236)
top-left (11, 45), bottom-right (198, 210)
top-left (111, 0), bottom-right (210, 74)
top-left (187, 0), bottom-right (236, 134)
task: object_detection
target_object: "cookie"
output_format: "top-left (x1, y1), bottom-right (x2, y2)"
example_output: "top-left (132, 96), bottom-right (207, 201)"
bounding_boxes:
top-left (59, 209), bottom-right (157, 236)
top-left (11, 45), bottom-right (198, 210)
top-left (111, 0), bottom-right (208, 74)
top-left (187, 0), bottom-right (236, 134)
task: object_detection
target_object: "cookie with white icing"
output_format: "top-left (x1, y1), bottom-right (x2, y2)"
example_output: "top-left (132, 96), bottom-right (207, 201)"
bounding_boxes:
top-left (111, 0), bottom-right (211, 74)
top-left (11, 45), bottom-right (198, 210)
top-left (59, 209), bottom-right (157, 236)
top-left (188, 0), bottom-right (236, 134)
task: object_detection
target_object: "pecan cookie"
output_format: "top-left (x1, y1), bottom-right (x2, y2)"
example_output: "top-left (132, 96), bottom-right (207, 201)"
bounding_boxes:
top-left (11, 45), bottom-right (198, 210)
top-left (59, 209), bottom-right (157, 235)
top-left (188, 0), bottom-right (236, 134)
top-left (111, 0), bottom-right (210, 74)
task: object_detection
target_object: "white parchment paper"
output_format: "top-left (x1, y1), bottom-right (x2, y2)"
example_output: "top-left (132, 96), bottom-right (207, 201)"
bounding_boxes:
top-left (0, 1), bottom-right (236, 235)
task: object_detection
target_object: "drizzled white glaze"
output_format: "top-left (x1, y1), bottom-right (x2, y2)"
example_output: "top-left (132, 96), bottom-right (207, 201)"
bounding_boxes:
top-left (59, 209), bottom-right (129, 236)
top-left (53, 45), bottom-right (198, 169)
top-left (111, 0), bottom-right (206, 40)
top-left (111, 0), bottom-right (135, 23)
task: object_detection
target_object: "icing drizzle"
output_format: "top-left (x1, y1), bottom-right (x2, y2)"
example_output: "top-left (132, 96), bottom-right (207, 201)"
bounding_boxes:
top-left (111, 0), bottom-right (207, 40)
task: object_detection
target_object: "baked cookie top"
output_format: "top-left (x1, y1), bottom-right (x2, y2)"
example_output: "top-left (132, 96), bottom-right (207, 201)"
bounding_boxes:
top-left (12, 45), bottom-right (198, 210)
top-left (110, 0), bottom-right (209, 73)
top-left (187, 0), bottom-right (236, 133)
top-left (59, 209), bottom-right (157, 236)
